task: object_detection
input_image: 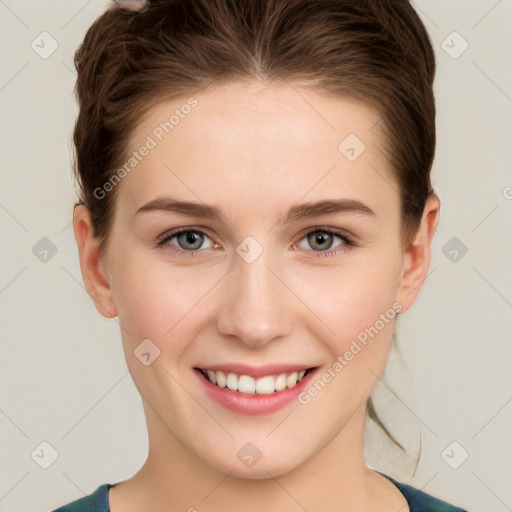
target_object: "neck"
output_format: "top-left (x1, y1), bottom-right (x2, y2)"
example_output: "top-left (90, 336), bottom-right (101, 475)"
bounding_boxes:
top-left (115, 401), bottom-right (391, 511)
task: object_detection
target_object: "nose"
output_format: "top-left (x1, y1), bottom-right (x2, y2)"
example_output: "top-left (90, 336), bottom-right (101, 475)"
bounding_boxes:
top-left (216, 248), bottom-right (294, 349)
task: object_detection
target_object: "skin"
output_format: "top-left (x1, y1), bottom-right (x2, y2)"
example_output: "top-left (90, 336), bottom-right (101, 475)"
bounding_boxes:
top-left (74, 81), bottom-right (440, 511)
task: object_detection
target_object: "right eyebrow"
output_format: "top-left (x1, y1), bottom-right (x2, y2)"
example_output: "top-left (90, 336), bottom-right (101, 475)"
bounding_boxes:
top-left (134, 197), bottom-right (224, 222)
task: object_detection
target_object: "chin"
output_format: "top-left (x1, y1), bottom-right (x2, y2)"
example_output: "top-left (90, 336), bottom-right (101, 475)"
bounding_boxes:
top-left (201, 442), bottom-right (307, 481)
top-left (209, 459), bottom-right (296, 480)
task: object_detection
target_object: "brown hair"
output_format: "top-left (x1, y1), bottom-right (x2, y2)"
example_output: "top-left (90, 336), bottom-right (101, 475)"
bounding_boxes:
top-left (72, 0), bottom-right (436, 453)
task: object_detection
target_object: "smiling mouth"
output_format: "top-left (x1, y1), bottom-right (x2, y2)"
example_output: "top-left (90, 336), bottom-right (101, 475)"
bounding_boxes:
top-left (197, 368), bottom-right (314, 395)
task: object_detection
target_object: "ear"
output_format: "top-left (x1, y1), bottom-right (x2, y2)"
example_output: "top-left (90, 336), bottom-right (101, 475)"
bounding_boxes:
top-left (397, 194), bottom-right (440, 313)
top-left (72, 204), bottom-right (118, 318)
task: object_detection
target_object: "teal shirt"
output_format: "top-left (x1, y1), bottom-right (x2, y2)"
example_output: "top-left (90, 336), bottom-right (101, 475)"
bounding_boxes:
top-left (53, 480), bottom-right (468, 511)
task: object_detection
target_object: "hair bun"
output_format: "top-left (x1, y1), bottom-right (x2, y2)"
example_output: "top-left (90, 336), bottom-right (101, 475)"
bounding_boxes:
top-left (113, 0), bottom-right (149, 14)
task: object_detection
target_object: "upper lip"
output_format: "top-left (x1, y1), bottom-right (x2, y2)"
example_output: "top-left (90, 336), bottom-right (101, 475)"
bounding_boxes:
top-left (195, 363), bottom-right (316, 377)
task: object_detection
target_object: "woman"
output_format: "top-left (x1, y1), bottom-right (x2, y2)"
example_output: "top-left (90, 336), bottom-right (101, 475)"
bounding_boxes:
top-left (54, 0), bottom-right (467, 510)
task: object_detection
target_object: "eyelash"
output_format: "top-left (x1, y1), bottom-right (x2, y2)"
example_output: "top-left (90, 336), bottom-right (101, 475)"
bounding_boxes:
top-left (155, 226), bottom-right (356, 259)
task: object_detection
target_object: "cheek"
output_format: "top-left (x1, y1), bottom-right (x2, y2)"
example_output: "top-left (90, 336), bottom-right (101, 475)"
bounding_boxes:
top-left (109, 250), bottom-right (219, 348)
top-left (294, 262), bottom-right (400, 415)
top-left (289, 253), bottom-right (401, 347)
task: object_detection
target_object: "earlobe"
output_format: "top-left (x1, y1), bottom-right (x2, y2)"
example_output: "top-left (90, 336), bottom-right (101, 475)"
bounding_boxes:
top-left (72, 204), bottom-right (118, 318)
top-left (397, 194), bottom-right (441, 313)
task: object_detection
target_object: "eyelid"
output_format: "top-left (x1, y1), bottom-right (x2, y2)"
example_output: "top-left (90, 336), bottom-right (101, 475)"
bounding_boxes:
top-left (156, 225), bottom-right (356, 258)
top-left (156, 226), bottom-right (220, 257)
top-left (156, 225), bottom-right (216, 244)
top-left (292, 225), bottom-right (356, 258)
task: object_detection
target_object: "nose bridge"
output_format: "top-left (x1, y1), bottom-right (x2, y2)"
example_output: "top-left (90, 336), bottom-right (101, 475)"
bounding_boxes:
top-left (216, 243), bottom-right (292, 348)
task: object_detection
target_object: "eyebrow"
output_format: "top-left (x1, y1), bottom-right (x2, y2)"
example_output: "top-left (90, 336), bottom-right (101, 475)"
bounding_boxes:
top-left (134, 196), bottom-right (376, 223)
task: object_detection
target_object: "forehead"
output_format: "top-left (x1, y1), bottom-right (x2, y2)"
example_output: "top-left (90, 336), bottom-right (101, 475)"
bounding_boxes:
top-left (118, 82), bottom-right (398, 222)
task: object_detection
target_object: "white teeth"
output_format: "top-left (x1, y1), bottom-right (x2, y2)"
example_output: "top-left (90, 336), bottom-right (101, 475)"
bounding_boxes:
top-left (238, 375), bottom-right (256, 394)
top-left (226, 373), bottom-right (238, 391)
top-left (255, 375), bottom-right (274, 394)
top-left (202, 369), bottom-right (309, 395)
top-left (275, 374), bottom-right (287, 391)
top-left (216, 371), bottom-right (226, 388)
top-left (286, 372), bottom-right (298, 388)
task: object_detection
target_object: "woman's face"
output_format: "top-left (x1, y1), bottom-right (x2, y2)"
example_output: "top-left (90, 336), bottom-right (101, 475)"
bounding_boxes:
top-left (88, 82), bottom-right (429, 478)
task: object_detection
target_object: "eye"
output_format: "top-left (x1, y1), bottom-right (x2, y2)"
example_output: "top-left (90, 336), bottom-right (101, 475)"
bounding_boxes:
top-left (156, 226), bottom-right (355, 258)
top-left (296, 227), bottom-right (355, 257)
top-left (156, 228), bottom-right (217, 254)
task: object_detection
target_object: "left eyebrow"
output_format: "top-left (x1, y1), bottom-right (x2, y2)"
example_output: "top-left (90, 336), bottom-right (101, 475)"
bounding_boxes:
top-left (279, 198), bottom-right (376, 224)
top-left (133, 196), bottom-right (376, 223)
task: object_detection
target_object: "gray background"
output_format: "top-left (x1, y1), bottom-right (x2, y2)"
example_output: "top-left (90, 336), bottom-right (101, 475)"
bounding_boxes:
top-left (0, 1), bottom-right (511, 510)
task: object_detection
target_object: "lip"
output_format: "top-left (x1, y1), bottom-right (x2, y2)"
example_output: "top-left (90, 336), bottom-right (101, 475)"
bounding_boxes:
top-left (194, 366), bottom-right (318, 415)
top-left (196, 363), bottom-right (314, 379)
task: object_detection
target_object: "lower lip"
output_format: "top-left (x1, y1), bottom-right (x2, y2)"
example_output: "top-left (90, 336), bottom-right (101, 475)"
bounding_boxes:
top-left (195, 368), bottom-right (317, 415)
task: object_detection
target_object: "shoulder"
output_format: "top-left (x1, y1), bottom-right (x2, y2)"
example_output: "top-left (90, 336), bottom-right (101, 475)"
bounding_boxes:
top-left (395, 481), bottom-right (468, 512)
top-left (51, 479), bottom-right (469, 512)
top-left (52, 484), bottom-right (112, 512)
